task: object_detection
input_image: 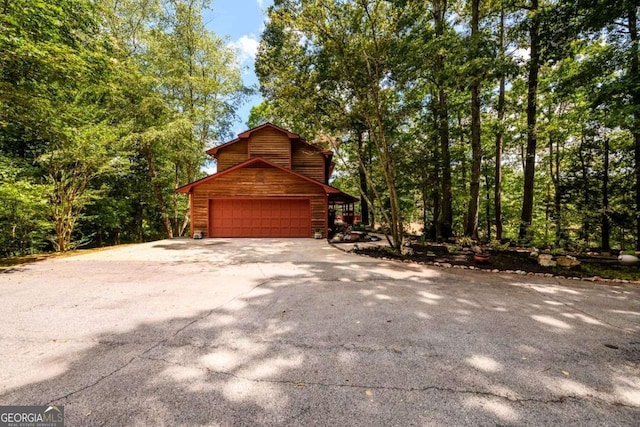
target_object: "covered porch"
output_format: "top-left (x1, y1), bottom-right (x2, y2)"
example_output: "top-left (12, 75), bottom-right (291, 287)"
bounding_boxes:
top-left (328, 192), bottom-right (360, 233)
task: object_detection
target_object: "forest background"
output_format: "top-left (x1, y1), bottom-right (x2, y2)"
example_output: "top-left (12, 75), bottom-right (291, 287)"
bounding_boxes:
top-left (1, 0), bottom-right (639, 256)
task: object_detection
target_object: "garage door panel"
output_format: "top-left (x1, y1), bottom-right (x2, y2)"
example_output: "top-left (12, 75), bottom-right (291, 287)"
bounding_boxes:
top-left (210, 199), bottom-right (311, 237)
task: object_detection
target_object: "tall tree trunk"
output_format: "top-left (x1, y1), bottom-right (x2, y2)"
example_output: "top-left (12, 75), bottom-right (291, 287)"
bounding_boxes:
top-left (578, 134), bottom-right (590, 245)
top-left (174, 163), bottom-right (180, 236)
top-left (465, 0), bottom-right (482, 239)
top-left (135, 198), bottom-right (144, 242)
top-left (545, 181), bottom-right (551, 244)
top-left (554, 140), bottom-right (561, 245)
top-left (357, 131), bottom-right (370, 225)
top-left (629, 6), bottom-right (640, 250)
top-left (432, 126), bottom-right (442, 239)
top-left (484, 168), bottom-right (492, 241)
top-left (367, 139), bottom-right (376, 228)
top-left (422, 176), bottom-right (429, 237)
top-left (602, 136), bottom-right (610, 251)
top-left (142, 145), bottom-right (174, 238)
top-left (376, 122), bottom-right (402, 249)
top-left (179, 206), bottom-right (190, 237)
top-left (549, 134), bottom-right (561, 246)
top-left (438, 92), bottom-right (453, 238)
top-left (434, 0), bottom-right (453, 239)
top-left (519, 0), bottom-right (540, 243)
top-left (495, 3), bottom-right (505, 241)
top-left (459, 113), bottom-right (468, 232)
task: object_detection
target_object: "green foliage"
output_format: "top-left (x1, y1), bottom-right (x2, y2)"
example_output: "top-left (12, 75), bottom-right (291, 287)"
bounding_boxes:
top-left (457, 236), bottom-right (474, 247)
top-left (488, 240), bottom-right (510, 252)
top-left (247, 101), bottom-right (280, 129)
top-left (445, 243), bottom-right (463, 255)
top-left (0, 0), bottom-right (247, 254)
top-left (1, 0), bottom-right (639, 256)
top-left (256, 0), bottom-right (640, 252)
top-left (0, 157), bottom-right (52, 256)
top-left (579, 263), bottom-right (639, 281)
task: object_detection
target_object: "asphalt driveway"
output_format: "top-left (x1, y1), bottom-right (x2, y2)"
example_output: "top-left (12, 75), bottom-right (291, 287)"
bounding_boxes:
top-left (1, 238), bottom-right (639, 425)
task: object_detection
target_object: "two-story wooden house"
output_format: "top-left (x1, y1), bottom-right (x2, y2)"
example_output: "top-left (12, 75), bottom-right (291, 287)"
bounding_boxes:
top-left (176, 123), bottom-right (357, 238)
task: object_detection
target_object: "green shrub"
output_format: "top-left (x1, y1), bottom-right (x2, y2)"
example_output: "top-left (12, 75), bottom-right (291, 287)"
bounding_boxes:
top-left (488, 239), bottom-right (510, 252)
top-left (457, 236), bottom-right (473, 247)
top-left (445, 243), bottom-right (462, 254)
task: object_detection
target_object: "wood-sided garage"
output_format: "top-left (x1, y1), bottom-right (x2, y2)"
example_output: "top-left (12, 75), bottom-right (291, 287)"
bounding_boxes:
top-left (177, 157), bottom-right (342, 238)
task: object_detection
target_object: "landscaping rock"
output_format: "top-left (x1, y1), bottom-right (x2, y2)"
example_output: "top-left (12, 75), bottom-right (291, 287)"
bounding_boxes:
top-left (401, 246), bottom-right (414, 256)
top-left (618, 254), bottom-right (639, 265)
top-left (331, 233), bottom-right (344, 243)
top-left (557, 255), bottom-right (580, 268)
top-left (538, 254), bottom-right (556, 267)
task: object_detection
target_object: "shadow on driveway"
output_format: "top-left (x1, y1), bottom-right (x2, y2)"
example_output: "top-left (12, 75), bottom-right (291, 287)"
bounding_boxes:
top-left (1, 240), bottom-right (639, 425)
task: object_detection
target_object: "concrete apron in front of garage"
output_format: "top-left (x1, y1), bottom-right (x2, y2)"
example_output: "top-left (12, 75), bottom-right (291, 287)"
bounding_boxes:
top-left (0, 238), bottom-right (639, 425)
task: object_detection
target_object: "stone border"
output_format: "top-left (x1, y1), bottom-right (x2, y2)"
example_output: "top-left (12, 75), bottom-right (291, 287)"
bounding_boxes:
top-left (330, 242), bottom-right (640, 285)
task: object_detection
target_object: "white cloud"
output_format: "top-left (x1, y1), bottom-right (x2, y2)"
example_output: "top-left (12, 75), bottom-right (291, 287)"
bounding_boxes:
top-left (228, 34), bottom-right (259, 64)
top-left (201, 160), bottom-right (217, 175)
top-left (257, 0), bottom-right (265, 8)
top-left (511, 47), bottom-right (530, 62)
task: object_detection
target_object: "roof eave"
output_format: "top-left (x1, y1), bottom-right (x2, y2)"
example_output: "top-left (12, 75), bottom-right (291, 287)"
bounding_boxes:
top-left (175, 156), bottom-right (343, 195)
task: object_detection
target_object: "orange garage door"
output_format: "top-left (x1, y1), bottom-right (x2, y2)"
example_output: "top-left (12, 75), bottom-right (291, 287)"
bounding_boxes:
top-left (209, 199), bottom-right (311, 237)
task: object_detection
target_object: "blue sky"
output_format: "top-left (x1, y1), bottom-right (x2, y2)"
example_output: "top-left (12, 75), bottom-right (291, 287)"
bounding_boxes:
top-left (204, 0), bottom-right (273, 136)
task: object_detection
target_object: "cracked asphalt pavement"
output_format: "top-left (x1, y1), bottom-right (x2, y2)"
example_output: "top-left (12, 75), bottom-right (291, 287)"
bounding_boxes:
top-left (1, 238), bottom-right (639, 425)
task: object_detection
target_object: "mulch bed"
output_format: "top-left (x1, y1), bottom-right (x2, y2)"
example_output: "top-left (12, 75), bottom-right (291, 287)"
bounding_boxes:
top-left (354, 242), bottom-right (640, 284)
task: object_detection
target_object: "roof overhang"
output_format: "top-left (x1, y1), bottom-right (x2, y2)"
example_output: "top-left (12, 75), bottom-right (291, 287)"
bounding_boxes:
top-left (176, 157), bottom-right (344, 195)
top-left (329, 192), bottom-right (359, 204)
top-left (206, 137), bottom-right (241, 156)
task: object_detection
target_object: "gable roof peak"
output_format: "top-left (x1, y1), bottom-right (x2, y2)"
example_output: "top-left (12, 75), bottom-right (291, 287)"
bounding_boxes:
top-left (206, 122), bottom-right (333, 157)
top-left (237, 122), bottom-right (300, 139)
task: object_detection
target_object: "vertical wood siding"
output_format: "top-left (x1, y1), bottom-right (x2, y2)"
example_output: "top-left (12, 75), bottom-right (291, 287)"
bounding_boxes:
top-left (292, 140), bottom-right (326, 183)
top-left (248, 128), bottom-right (291, 168)
top-left (214, 129), bottom-right (327, 184)
top-left (216, 140), bottom-right (248, 172)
